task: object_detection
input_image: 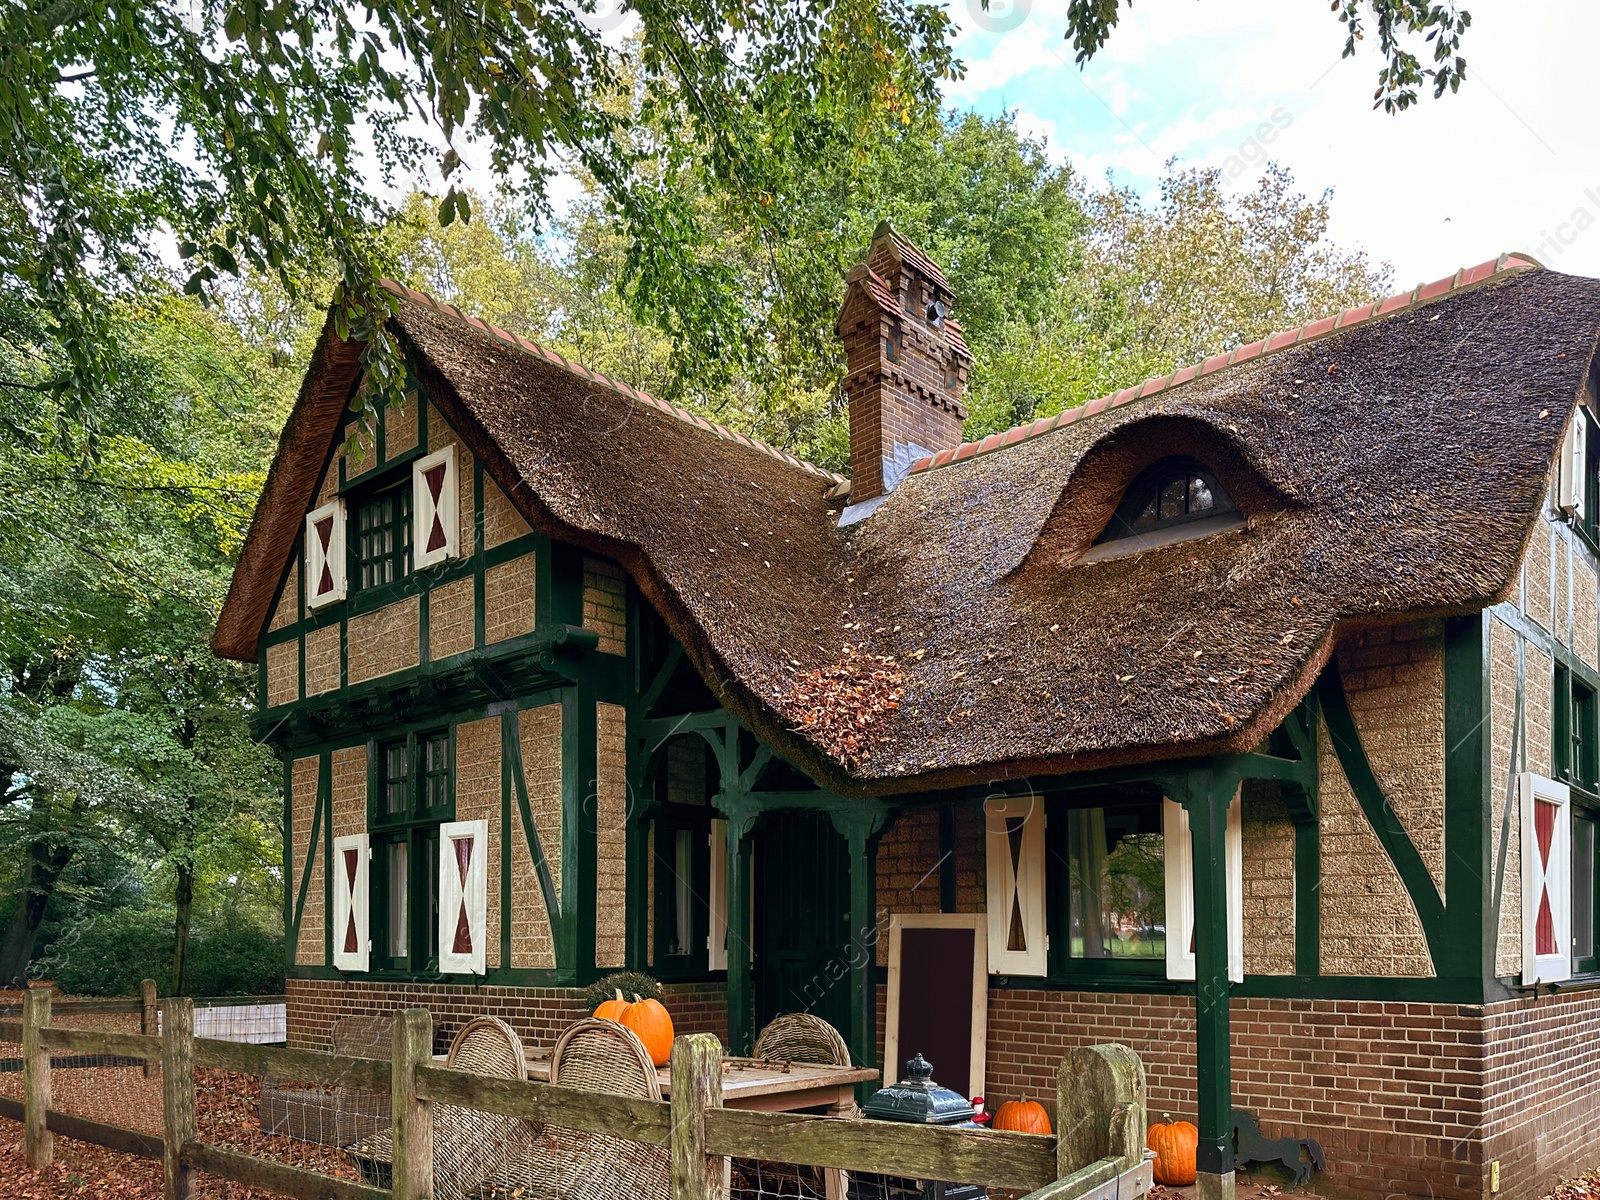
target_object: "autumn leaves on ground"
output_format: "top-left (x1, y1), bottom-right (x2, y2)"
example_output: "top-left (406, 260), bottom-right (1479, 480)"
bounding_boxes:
top-left (0, 1067), bottom-right (362, 1199)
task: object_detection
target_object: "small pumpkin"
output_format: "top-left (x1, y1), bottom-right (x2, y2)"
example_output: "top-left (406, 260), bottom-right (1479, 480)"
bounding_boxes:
top-left (593, 988), bottom-right (631, 1023)
top-left (1148, 1114), bottom-right (1199, 1186)
top-left (620, 994), bottom-right (675, 1067)
top-left (992, 1099), bottom-right (1052, 1135)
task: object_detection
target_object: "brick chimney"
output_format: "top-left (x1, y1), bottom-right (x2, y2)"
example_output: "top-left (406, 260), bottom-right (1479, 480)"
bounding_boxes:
top-left (836, 221), bottom-right (971, 505)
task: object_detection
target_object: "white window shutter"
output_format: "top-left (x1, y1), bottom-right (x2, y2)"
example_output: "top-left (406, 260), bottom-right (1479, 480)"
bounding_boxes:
top-left (331, 833), bottom-right (370, 972)
top-left (304, 499), bottom-right (347, 609)
top-left (439, 819), bottom-right (488, 975)
top-left (412, 445), bottom-right (460, 569)
top-left (1521, 773), bottom-right (1572, 984)
top-left (984, 795), bottom-right (1047, 976)
top-left (1163, 794), bottom-right (1244, 984)
top-left (1559, 412), bottom-right (1588, 517)
top-left (708, 820), bottom-right (728, 971)
top-left (706, 819), bottom-right (752, 970)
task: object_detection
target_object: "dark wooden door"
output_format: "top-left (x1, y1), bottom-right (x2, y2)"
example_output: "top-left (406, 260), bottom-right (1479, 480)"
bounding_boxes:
top-left (753, 810), bottom-right (851, 1038)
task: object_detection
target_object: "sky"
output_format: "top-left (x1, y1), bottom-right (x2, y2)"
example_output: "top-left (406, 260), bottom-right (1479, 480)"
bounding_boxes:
top-left (941, 0), bottom-right (1600, 286)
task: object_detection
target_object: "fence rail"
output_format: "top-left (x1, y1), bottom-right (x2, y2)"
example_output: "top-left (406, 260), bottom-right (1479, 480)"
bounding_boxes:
top-left (6, 981), bottom-right (1154, 1200)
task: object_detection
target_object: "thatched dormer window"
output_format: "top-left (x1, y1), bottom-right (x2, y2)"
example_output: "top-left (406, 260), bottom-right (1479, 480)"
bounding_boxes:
top-left (1091, 456), bottom-right (1241, 554)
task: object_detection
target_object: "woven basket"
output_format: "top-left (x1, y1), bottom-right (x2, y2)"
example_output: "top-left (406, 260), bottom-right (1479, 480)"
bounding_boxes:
top-left (753, 1013), bottom-right (852, 1069)
top-left (347, 1015), bottom-right (535, 1200)
top-left (492, 1017), bottom-right (670, 1200)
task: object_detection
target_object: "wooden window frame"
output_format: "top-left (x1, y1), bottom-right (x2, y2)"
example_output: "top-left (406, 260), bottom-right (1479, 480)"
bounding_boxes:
top-left (370, 728), bottom-right (454, 975)
top-left (1096, 456), bottom-right (1238, 546)
top-left (350, 479), bottom-right (412, 594)
top-left (651, 811), bottom-right (712, 977)
top-left (1555, 662), bottom-right (1598, 794)
top-left (1044, 792), bottom-right (1170, 982)
top-left (1573, 800), bottom-right (1600, 977)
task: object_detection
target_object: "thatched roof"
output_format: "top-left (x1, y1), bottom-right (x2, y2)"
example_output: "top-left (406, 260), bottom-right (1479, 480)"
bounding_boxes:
top-left (214, 259), bottom-right (1600, 795)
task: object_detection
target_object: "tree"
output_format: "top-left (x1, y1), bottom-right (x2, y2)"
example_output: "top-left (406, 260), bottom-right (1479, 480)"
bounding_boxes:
top-left (1, 0), bottom-right (957, 447)
top-left (1056, 0), bottom-right (1471, 113)
top-left (958, 162), bottom-right (1392, 440)
top-left (0, 290), bottom-right (287, 990)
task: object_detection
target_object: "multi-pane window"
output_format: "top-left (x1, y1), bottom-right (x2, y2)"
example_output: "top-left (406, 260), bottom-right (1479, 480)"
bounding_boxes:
top-left (1554, 663), bottom-right (1597, 793)
top-left (373, 730), bottom-right (451, 972)
top-left (353, 483), bottom-right (411, 591)
top-left (1097, 457), bottom-right (1237, 545)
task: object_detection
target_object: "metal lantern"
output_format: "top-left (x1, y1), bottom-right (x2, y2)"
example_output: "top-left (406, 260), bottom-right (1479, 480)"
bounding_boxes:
top-left (852, 1054), bottom-right (987, 1200)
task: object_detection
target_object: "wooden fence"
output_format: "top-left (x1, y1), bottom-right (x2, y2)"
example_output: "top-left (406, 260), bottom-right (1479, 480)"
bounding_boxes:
top-left (1, 985), bottom-right (1154, 1200)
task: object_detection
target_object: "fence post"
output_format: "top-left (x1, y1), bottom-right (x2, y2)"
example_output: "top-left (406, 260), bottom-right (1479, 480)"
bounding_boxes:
top-left (22, 984), bottom-right (51, 1169)
top-left (161, 997), bottom-right (195, 1200)
top-left (670, 1033), bottom-right (725, 1200)
top-left (391, 1007), bottom-right (434, 1200)
top-left (141, 978), bottom-right (159, 1078)
top-left (1056, 1043), bottom-right (1146, 1177)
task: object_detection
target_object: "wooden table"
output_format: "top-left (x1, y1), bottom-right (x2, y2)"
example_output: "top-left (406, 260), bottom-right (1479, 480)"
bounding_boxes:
top-left (527, 1055), bottom-right (879, 1198)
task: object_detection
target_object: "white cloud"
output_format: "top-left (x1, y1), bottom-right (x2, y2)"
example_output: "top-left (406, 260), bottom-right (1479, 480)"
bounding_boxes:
top-left (942, 0), bottom-right (1600, 282)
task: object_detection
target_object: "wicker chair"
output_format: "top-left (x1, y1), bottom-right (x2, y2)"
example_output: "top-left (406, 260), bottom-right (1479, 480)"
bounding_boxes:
top-left (753, 1013), bottom-right (852, 1069)
top-left (740, 1013), bottom-right (854, 1200)
top-left (347, 1015), bottom-right (536, 1200)
top-left (493, 1017), bottom-right (670, 1200)
top-left (259, 1013), bottom-right (394, 1147)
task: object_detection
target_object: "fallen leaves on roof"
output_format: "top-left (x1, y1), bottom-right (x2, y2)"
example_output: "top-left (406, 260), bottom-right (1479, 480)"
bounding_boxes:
top-left (774, 644), bottom-right (906, 767)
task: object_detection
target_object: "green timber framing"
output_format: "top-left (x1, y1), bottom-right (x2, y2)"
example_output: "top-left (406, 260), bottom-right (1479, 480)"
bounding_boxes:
top-left (256, 372), bottom-right (1547, 1198)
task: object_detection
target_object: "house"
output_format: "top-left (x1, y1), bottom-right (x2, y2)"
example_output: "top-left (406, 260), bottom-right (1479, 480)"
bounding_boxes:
top-left (214, 223), bottom-right (1600, 1200)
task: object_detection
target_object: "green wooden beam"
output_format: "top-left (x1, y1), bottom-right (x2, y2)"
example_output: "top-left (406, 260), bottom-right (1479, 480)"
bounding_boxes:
top-left (1443, 613), bottom-right (1493, 996)
top-left (830, 805), bottom-right (892, 1098)
top-left (722, 801), bottom-right (761, 1056)
top-left (1177, 767), bottom-right (1234, 1191)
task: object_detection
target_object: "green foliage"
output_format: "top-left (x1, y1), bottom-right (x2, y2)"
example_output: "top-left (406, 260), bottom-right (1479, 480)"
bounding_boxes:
top-left (1058, 1), bottom-right (1470, 112)
top-left (0, 285), bottom-right (289, 988)
top-left (584, 971), bottom-right (665, 1011)
top-left (0, 0), bottom-right (958, 446)
top-left (32, 908), bottom-right (284, 997)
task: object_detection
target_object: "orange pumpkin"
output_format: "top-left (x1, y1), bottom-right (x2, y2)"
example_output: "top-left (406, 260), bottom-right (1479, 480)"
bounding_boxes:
top-left (593, 988), bottom-right (631, 1023)
top-left (620, 994), bottom-right (675, 1067)
top-left (1148, 1114), bottom-right (1199, 1186)
top-left (992, 1099), bottom-right (1052, 1135)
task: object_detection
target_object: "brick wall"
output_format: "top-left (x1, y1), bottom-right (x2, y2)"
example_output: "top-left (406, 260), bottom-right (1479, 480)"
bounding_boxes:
top-left (484, 553), bottom-right (537, 645)
top-left (520, 705), bottom-right (564, 904)
top-left (286, 977), bottom-right (728, 1058)
top-left (1240, 781), bottom-right (1294, 975)
top-left (1317, 624), bottom-right (1440, 978)
top-left (266, 640), bottom-right (299, 708)
top-left (270, 561), bottom-right (299, 631)
top-left (595, 703), bottom-right (628, 969)
top-left (583, 558), bottom-right (627, 656)
top-left (969, 990), bottom-right (1519, 1200)
top-left (347, 595), bottom-right (420, 685)
top-left (1483, 988), bottom-right (1600, 1200)
top-left (429, 576), bottom-right (475, 661)
top-left (304, 623), bottom-right (340, 696)
top-left (385, 393), bottom-right (420, 458)
top-left (483, 477), bottom-right (531, 549)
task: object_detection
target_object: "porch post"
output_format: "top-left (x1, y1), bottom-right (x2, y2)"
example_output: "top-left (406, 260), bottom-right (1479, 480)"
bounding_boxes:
top-left (1185, 767), bottom-right (1236, 1200)
top-left (725, 806), bottom-right (759, 1055)
top-left (830, 806), bottom-right (890, 1091)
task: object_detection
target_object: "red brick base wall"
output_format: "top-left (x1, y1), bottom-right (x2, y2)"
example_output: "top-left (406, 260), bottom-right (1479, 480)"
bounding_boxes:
top-left (875, 986), bottom-right (1600, 1200)
top-left (285, 977), bottom-right (728, 1059)
top-left (1484, 988), bottom-right (1600, 1200)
